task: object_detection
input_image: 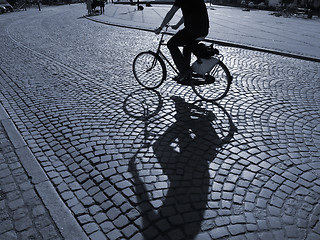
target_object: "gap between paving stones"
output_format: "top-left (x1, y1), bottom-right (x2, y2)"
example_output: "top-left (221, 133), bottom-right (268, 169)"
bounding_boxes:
top-left (85, 15), bottom-right (320, 63)
top-left (1, 7), bottom-right (318, 238)
top-left (5, 18), bottom-right (136, 97)
top-left (0, 103), bottom-right (87, 240)
top-left (0, 48), bottom-right (121, 238)
top-left (1, 21), bottom-right (142, 238)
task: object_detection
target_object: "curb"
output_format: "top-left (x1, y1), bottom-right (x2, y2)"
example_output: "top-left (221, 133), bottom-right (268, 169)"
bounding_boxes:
top-left (85, 16), bottom-right (320, 63)
top-left (0, 103), bottom-right (88, 240)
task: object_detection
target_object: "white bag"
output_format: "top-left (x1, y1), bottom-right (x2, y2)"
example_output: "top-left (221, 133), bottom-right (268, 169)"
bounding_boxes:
top-left (192, 57), bottom-right (219, 75)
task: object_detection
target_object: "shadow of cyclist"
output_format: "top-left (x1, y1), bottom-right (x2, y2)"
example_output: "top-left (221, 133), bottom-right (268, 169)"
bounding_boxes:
top-left (129, 96), bottom-right (236, 240)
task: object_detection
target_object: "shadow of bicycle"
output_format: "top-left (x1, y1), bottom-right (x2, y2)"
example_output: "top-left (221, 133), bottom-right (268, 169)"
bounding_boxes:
top-left (123, 89), bottom-right (237, 239)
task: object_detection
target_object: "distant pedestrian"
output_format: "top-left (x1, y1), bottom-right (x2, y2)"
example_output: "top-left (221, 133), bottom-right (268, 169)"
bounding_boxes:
top-left (23, 0), bottom-right (28, 11)
top-left (37, 0), bottom-right (41, 11)
top-left (86, 0), bottom-right (93, 15)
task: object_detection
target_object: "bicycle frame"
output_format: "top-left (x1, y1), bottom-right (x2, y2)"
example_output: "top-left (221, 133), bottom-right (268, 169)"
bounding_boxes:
top-left (153, 29), bottom-right (179, 74)
top-left (133, 27), bottom-right (232, 101)
top-left (151, 26), bottom-right (224, 79)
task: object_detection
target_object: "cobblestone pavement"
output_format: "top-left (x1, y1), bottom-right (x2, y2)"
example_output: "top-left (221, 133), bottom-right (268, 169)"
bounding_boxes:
top-left (0, 4), bottom-right (320, 240)
top-left (92, 3), bottom-right (320, 60)
top-left (0, 122), bottom-right (63, 239)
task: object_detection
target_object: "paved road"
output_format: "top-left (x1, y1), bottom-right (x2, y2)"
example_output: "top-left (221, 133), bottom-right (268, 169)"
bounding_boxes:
top-left (0, 4), bottom-right (320, 240)
top-left (0, 122), bottom-right (63, 239)
top-left (92, 3), bottom-right (320, 60)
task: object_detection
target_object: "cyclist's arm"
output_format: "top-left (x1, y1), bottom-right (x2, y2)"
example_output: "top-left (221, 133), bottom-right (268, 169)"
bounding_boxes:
top-left (172, 17), bottom-right (184, 30)
top-left (155, 5), bottom-right (179, 33)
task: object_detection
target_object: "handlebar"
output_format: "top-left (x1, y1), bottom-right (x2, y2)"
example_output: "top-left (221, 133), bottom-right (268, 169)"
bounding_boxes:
top-left (155, 24), bottom-right (176, 35)
top-left (164, 24), bottom-right (173, 30)
top-left (161, 25), bottom-right (172, 34)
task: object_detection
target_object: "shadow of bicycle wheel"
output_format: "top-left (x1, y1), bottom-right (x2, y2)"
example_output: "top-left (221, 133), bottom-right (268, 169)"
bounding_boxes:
top-left (123, 88), bottom-right (163, 121)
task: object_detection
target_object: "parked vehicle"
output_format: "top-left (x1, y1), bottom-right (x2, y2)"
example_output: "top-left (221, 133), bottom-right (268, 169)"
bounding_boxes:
top-left (0, 4), bottom-right (7, 13)
top-left (248, 1), bottom-right (257, 8)
top-left (257, 2), bottom-right (267, 9)
top-left (0, 0), bottom-right (13, 12)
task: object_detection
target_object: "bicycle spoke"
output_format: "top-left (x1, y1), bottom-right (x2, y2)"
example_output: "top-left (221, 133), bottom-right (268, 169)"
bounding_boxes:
top-left (133, 52), bottom-right (166, 89)
top-left (191, 61), bottom-right (231, 101)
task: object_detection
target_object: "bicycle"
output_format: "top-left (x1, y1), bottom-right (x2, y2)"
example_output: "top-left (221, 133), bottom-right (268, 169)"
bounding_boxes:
top-left (132, 25), bottom-right (232, 101)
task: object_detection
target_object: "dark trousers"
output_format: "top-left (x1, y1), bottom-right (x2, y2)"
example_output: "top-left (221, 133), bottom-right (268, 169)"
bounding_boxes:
top-left (167, 28), bottom-right (208, 73)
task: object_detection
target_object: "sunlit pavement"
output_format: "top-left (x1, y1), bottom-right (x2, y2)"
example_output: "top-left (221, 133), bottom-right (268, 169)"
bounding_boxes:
top-left (0, 4), bottom-right (319, 240)
top-left (90, 2), bottom-right (320, 60)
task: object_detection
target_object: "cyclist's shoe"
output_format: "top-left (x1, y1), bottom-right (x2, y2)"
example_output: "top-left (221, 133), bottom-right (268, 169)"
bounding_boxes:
top-left (177, 77), bottom-right (192, 85)
top-left (174, 73), bottom-right (193, 85)
top-left (173, 68), bottom-right (192, 83)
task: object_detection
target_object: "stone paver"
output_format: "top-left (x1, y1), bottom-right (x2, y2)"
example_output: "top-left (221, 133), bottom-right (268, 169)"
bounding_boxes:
top-left (0, 122), bottom-right (63, 239)
top-left (0, 3), bottom-right (319, 240)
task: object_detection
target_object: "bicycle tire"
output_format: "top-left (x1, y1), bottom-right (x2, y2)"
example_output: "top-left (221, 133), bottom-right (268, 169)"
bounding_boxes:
top-left (191, 61), bottom-right (232, 101)
top-left (123, 89), bottom-right (163, 121)
top-left (133, 51), bottom-right (166, 89)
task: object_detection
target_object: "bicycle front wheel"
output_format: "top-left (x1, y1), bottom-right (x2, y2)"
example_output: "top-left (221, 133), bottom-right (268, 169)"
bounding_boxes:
top-left (191, 61), bottom-right (232, 101)
top-left (133, 51), bottom-right (166, 89)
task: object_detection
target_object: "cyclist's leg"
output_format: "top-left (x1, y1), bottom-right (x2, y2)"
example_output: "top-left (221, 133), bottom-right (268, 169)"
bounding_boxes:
top-left (167, 29), bottom-right (196, 74)
top-left (183, 41), bottom-right (199, 66)
top-left (183, 27), bottom-right (208, 63)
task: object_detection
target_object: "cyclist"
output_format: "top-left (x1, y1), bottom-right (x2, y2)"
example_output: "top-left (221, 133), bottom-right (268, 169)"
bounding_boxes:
top-left (154, 0), bottom-right (209, 83)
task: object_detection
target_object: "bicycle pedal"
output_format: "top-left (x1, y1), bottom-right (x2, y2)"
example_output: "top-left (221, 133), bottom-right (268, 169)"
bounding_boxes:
top-left (177, 78), bottom-right (192, 86)
top-left (192, 73), bottom-right (203, 78)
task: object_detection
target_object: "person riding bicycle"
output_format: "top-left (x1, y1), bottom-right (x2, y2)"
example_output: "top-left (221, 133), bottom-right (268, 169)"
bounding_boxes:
top-left (154, 0), bottom-right (209, 83)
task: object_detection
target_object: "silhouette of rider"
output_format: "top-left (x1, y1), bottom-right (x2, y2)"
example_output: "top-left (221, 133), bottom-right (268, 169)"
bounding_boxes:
top-left (154, 0), bottom-right (209, 83)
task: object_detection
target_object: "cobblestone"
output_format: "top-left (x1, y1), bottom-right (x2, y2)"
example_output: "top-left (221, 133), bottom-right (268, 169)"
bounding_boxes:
top-left (0, 123), bottom-right (62, 239)
top-left (0, 3), bottom-right (319, 240)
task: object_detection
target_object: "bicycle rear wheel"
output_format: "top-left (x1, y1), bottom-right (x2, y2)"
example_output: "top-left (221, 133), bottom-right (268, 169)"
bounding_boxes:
top-left (133, 51), bottom-right (166, 89)
top-left (191, 61), bottom-right (232, 101)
